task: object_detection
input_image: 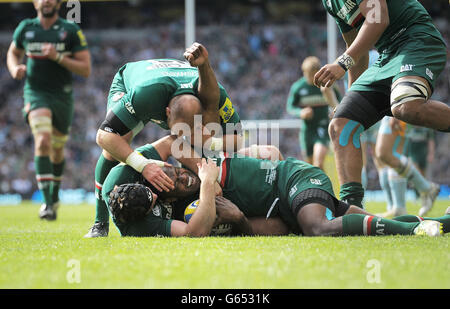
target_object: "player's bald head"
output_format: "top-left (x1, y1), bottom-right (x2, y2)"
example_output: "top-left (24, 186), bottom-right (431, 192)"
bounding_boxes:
top-left (167, 94), bottom-right (203, 128)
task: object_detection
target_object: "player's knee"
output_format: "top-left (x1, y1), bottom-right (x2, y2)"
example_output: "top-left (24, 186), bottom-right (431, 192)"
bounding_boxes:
top-left (34, 132), bottom-right (52, 154)
top-left (328, 119), bottom-right (343, 143)
top-left (391, 100), bottom-right (425, 125)
top-left (391, 78), bottom-right (429, 124)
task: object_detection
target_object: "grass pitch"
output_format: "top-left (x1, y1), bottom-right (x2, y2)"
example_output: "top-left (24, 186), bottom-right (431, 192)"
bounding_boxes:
top-left (0, 201), bottom-right (449, 289)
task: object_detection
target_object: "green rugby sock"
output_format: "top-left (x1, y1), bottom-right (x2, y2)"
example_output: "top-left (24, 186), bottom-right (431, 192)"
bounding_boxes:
top-left (51, 160), bottom-right (65, 204)
top-left (35, 156), bottom-right (53, 206)
top-left (94, 154), bottom-right (118, 223)
top-left (342, 214), bottom-right (419, 236)
top-left (339, 182), bottom-right (364, 208)
top-left (393, 215), bottom-right (450, 234)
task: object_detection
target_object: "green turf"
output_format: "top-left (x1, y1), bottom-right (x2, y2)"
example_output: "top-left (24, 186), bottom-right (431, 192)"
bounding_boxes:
top-left (0, 201), bottom-right (448, 289)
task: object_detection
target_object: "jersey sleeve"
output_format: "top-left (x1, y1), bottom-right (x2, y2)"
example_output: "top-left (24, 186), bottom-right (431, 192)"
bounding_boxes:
top-left (12, 20), bottom-right (28, 49)
top-left (218, 86), bottom-right (241, 133)
top-left (68, 22), bottom-right (88, 53)
top-left (135, 144), bottom-right (163, 160)
top-left (286, 83), bottom-right (301, 117)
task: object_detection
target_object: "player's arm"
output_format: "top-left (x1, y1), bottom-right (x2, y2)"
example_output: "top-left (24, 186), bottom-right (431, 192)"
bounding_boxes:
top-left (320, 86), bottom-right (339, 109)
top-left (96, 113), bottom-right (174, 192)
top-left (341, 29), bottom-right (370, 88)
top-left (41, 44), bottom-right (91, 78)
top-left (214, 196), bottom-right (253, 236)
top-left (314, 0), bottom-right (387, 88)
top-left (6, 41), bottom-right (26, 80)
top-left (286, 85), bottom-right (301, 117)
top-left (184, 42), bottom-right (220, 124)
top-left (345, 0), bottom-right (389, 66)
top-left (170, 158), bottom-right (218, 237)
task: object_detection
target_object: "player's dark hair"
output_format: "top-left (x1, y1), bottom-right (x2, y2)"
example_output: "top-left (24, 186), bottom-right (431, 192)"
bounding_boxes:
top-left (109, 183), bottom-right (154, 223)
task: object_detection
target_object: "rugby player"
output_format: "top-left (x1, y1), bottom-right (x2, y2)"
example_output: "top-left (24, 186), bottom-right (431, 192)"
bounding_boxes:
top-left (286, 56), bottom-right (341, 169)
top-left (6, 0), bottom-right (91, 220)
top-left (315, 0), bottom-right (450, 208)
top-left (104, 136), bottom-right (447, 237)
top-left (85, 43), bottom-right (244, 237)
top-left (375, 117), bottom-right (439, 217)
top-left (102, 137), bottom-right (288, 237)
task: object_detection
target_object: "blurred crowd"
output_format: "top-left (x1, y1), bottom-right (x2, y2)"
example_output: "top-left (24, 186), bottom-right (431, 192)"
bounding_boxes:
top-left (0, 1), bottom-right (449, 198)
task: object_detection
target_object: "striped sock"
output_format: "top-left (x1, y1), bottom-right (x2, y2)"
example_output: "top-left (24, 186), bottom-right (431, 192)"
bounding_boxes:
top-left (51, 160), bottom-right (65, 204)
top-left (35, 156), bottom-right (53, 206)
top-left (342, 214), bottom-right (419, 236)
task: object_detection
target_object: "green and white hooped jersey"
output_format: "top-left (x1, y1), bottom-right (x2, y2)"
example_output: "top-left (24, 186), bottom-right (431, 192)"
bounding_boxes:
top-left (322, 0), bottom-right (444, 53)
top-left (13, 17), bottom-right (88, 94)
top-left (109, 59), bottom-right (241, 132)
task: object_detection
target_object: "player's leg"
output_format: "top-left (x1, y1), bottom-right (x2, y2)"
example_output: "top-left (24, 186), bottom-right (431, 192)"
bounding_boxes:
top-left (377, 165), bottom-right (393, 213)
top-left (392, 213), bottom-right (450, 234)
top-left (375, 119), bottom-right (439, 216)
top-left (49, 127), bottom-right (69, 217)
top-left (85, 131), bottom-right (134, 238)
top-left (294, 193), bottom-right (441, 236)
top-left (300, 128), bottom-right (313, 165)
top-left (28, 108), bottom-right (55, 220)
top-left (312, 143), bottom-right (327, 170)
top-left (391, 76), bottom-right (450, 132)
top-left (374, 118), bottom-right (408, 217)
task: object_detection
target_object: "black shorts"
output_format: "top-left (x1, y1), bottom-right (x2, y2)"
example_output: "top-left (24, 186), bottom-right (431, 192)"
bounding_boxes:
top-left (291, 188), bottom-right (350, 218)
top-left (334, 90), bottom-right (392, 130)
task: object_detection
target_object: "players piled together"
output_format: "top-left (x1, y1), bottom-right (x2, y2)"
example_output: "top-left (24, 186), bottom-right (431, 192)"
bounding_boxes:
top-left (7, 0), bottom-right (449, 238)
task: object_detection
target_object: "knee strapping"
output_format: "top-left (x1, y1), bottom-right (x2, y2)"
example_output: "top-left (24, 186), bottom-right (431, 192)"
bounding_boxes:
top-left (338, 120), bottom-right (365, 149)
top-left (29, 116), bottom-right (52, 135)
top-left (391, 78), bottom-right (429, 109)
top-left (52, 135), bottom-right (69, 149)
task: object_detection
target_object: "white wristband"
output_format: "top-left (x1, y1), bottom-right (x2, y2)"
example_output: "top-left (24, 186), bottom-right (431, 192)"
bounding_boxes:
top-left (125, 151), bottom-right (148, 173)
top-left (125, 151), bottom-right (166, 172)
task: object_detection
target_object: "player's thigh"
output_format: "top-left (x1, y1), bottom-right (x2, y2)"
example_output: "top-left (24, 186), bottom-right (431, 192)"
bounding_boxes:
top-left (296, 203), bottom-right (341, 236)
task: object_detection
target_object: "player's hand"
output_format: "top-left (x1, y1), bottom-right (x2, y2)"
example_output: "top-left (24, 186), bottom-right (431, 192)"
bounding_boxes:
top-left (12, 64), bottom-right (27, 80)
top-left (197, 158), bottom-right (219, 183)
top-left (184, 42), bottom-right (209, 67)
top-left (314, 63), bottom-right (345, 88)
top-left (214, 196), bottom-right (243, 225)
top-left (41, 43), bottom-right (58, 61)
top-left (300, 107), bottom-right (314, 120)
top-left (142, 162), bottom-right (175, 192)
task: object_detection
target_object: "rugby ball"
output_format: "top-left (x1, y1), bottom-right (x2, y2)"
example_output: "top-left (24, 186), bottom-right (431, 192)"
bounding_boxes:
top-left (184, 199), bottom-right (233, 236)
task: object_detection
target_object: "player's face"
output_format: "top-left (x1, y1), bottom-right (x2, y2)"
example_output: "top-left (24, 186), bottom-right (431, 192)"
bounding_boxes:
top-left (303, 68), bottom-right (319, 85)
top-left (34, 0), bottom-right (60, 18)
top-left (162, 166), bottom-right (200, 198)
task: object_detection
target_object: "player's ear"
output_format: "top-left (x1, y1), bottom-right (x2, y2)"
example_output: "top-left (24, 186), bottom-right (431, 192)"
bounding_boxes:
top-left (166, 107), bottom-right (171, 118)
